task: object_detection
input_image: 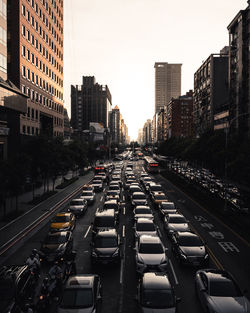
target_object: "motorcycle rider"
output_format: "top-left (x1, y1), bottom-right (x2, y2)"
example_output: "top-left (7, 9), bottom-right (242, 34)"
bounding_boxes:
top-left (26, 252), bottom-right (40, 278)
top-left (48, 260), bottom-right (63, 298)
top-left (65, 251), bottom-right (77, 277)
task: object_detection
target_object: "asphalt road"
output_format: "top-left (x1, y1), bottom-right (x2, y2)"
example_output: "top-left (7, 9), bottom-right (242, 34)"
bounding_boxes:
top-left (3, 159), bottom-right (250, 313)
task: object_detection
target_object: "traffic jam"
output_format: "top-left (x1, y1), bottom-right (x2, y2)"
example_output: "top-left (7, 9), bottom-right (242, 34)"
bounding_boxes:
top-left (1, 152), bottom-right (250, 313)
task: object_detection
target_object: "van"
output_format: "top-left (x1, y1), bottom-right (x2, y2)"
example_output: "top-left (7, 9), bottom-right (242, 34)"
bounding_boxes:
top-left (92, 209), bottom-right (118, 235)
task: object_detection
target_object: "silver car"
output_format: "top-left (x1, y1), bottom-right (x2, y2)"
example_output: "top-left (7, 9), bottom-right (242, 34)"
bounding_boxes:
top-left (80, 190), bottom-right (96, 204)
top-left (57, 275), bottom-right (102, 313)
top-left (68, 198), bottom-right (87, 217)
top-left (195, 269), bottom-right (250, 313)
top-left (134, 218), bottom-right (158, 239)
top-left (134, 235), bottom-right (168, 274)
top-left (164, 214), bottom-right (190, 237)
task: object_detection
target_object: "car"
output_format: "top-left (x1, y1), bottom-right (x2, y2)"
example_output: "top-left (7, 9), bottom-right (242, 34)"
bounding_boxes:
top-left (92, 180), bottom-right (103, 192)
top-left (81, 190), bottom-right (96, 204)
top-left (131, 192), bottom-right (148, 207)
top-left (91, 229), bottom-right (121, 264)
top-left (172, 232), bottom-right (209, 266)
top-left (142, 177), bottom-right (155, 189)
top-left (159, 201), bottom-right (177, 218)
top-left (92, 209), bottom-right (118, 235)
top-left (129, 184), bottom-right (142, 197)
top-left (82, 184), bottom-right (94, 192)
top-left (0, 265), bottom-right (37, 313)
top-left (151, 192), bottom-right (168, 209)
top-left (134, 235), bottom-right (168, 274)
top-left (195, 269), bottom-right (250, 313)
top-left (40, 231), bottom-right (73, 262)
top-left (148, 183), bottom-right (163, 195)
top-left (105, 190), bottom-right (121, 202)
top-left (164, 214), bottom-right (190, 237)
top-left (58, 275), bottom-right (102, 313)
top-left (134, 218), bottom-right (158, 239)
top-left (136, 272), bottom-right (180, 312)
top-left (133, 206), bottom-right (154, 220)
top-left (124, 178), bottom-right (137, 189)
top-left (108, 184), bottom-right (121, 196)
top-left (50, 212), bottom-right (76, 232)
top-left (102, 200), bottom-right (120, 213)
top-left (68, 198), bottom-right (87, 217)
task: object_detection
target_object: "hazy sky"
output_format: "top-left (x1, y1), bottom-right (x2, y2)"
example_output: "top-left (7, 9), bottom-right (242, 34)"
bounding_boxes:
top-left (64, 0), bottom-right (247, 140)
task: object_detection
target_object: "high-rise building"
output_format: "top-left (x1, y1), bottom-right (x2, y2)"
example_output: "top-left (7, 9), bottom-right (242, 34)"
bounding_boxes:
top-left (143, 119), bottom-right (152, 145)
top-left (193, 51), bottom-right (229, 137)
top-left (71, 76), bottom-right (112, 132)
top-left (7, 0), bottom-right (64, 137)
top-left (227, 1), bottom-right (250, 136)
top-left (166, 91), bottom-right (193, 139)
top-left (109, 105), bottom-right (120, 144)
top-left (154, 62), bottom-right (182, 114)
top-left (0, 0), bottom-right (28, 159)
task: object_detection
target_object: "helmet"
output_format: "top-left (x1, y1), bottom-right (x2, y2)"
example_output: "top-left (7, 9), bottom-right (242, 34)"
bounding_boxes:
top-left (32, 249), bottom-right (38, 255)
top-left (43, 277), bottom-right (49, 284)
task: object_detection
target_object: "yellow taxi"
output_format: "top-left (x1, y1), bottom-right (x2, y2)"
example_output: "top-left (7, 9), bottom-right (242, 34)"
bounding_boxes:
top-left (151, 192), bottom-right (168, 208)
top-left (50, 212), bottom-right (76, 232)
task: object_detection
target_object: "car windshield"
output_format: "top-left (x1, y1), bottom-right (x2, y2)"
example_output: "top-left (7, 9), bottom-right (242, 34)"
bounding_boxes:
top-left (155, 194), bottom-right (167, 200)
top-left (142, 289), bottom-right (175, 308)
top-left (104, 203), bottom-right (118, 210)
top-left (95, 236), bottom-right (117, 248)
top-left (135, 208), bottom-right (151, 214)
top-left (151, 186), bottom-right (162, 192)
top-left (95, 217), bottom-right (114, 227)
top-left (137, 222), bottom-right (155, 231)
top-left (70, 200), bottom-right (83, 205)
top-left (133, 194), bottom-right (146, 200)
top-left (178, 236), bottom-right (203, 246)
top-left (109, 186), bottom-right (119, 191)
top-left (60, 289), bottom-right (93, 308)
top-left (45, 234), bottom-right (66, 244)
top-left (82, 192), bottom-right (93, 196)
top-left (162, 203), bottom-right (175, 209)
top-left (52, 216), bottom-right (70, 223)
top-left (107, 191), bottom-right (118, 196)
top-left (139, 243), bottom-right (163, 254)
top-left (209, 280), bottom-right (242, 297)
top-left (168, 216), bottom-right (186, 223)
top-left (93, 180), bottom-right (102, 184)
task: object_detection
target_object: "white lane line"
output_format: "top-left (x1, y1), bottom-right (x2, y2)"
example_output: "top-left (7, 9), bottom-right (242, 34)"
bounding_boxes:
top-left (122, 225), bottom-right (125, 237)
top-left (100, 196), bottom-right (103, 201)
top-left (120, 259), bottom-right (124, 284)
top-left (169, 259), bottom-right (178, 285)
top-left (84, 226), bottom-right (91, 238)
top-left (123, 207), bottom-right (126, 215)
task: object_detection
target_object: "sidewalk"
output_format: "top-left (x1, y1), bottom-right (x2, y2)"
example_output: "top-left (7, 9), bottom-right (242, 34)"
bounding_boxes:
top-left (0, 171), bottom-right (90, 229)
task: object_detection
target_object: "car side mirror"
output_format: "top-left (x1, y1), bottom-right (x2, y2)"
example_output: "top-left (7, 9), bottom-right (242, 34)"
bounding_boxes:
top-left (176, 297), bottom-right (181, 303)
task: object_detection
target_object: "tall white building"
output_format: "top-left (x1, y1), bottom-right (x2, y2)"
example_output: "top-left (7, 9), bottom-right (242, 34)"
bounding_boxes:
top-left (154, 62), bottom-right (182, 114)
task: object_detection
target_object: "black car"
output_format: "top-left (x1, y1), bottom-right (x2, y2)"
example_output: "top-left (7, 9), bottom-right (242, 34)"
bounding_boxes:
top-left (172, 232), bottom-right (209, 266)
top-left (136, 272), bottom-right (180, 312)
top-left (0, 265), bottom-right (37, 313)
top-left (40, 231), bottom-right (73, 262)
top-left (91, 229), bottom-right (121, 264)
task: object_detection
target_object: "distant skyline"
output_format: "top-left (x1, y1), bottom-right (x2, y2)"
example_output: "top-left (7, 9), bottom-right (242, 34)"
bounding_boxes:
top-left (64, 0), bottom-right (247, 140)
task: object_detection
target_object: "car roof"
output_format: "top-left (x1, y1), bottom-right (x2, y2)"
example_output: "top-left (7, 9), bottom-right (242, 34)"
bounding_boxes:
top-left (96, 228), bottom-right (117, 237)
top-left (142, 272), bottom-right (172, 290)
top-left (133, 192), bottom-right (146, 196)
top-left (176, 231), bottom-right (199, 239)
top-left (56, 212), bottom-right (71, 217)
top-left (104, 200), bottom-right (118, 204)
top-left (47, 231), bottom-right (69, 237)
top-left (137, 218), bottom-right (153, 223)
top-left (66, 275), bottom-right (98, 288)
top-left (204, 270), bottom-right (233, 284)
top-left (96, 209), bottom-right (115, 216)
top-left (139, 235), bottom-right (160, 244)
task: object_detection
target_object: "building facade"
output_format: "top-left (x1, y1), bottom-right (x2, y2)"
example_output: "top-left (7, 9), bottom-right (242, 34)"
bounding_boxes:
top-left (166, 91), bottom-right (193, 138)
top-left (71, 76), bottom-right (112, 132)
top-left (193, 51), bottom-right (229, 137)
top-left (143, 119), bottom-right (152, 145)
top-left (7, 0), bottom-right (64, 137)
top-left (227, 1), bottom-right (250, 136)
top-left (157, 109), bottom-right (166, 142)
top-left (154, 62), bottom-right (182, 114)
top-left (109, 105), bottom-right (120, 145)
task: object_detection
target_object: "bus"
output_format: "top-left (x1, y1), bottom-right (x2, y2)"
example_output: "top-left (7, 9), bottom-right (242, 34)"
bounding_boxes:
top-left (144, 156), bottom-right (159, 173)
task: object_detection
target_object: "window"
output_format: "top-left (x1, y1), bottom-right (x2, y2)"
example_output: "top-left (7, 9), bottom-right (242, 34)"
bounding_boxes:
top-left (31, 15), bottom-right (34, 26)
top-left (22, 4), bottom-right (26, 16)
top-left (22, 25), bottom-right (26, 36)
top-left (27, 68), bottom-right (30, 80)
top-left (22, 125), bottom-right (26, 134)
top-left (22, 45), bottom-right (26, 57)
top-left (31, 53), bottom-right (34, 64)
top-left (22, 65), bottom-right (26, 77)
top-left (27, 10), bottom-right (30, 21)
top-left (27, 49), bottom-right (30, 61)
top-left (27, 29), bottom-right (30, 41)
top-left (31, 72), bottom-right (34, 83)
top-left (22, 85), bottom-right (26, 94)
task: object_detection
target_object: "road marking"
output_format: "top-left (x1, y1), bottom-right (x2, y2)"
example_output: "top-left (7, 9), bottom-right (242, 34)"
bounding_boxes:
top-left (161, 176), bottom-right (250, 247)
top-left (169, 259), bottom-right (178, 285)
top-left (84, 226), bottom-right (91, 238)
top-left (123, 207), bottom-right (126, 215)
top-left (122, 225), bottom-right (125, 237)
top-left (218, 242), bottom-right (240, 253)
top-left (120, 259), bottom-right (124, 284)
top-left (194, 215), bottom-right (207, 222)
top-left (200, 223), bottom-right (214, 229)
top-left (209, 231), bottom-right (225, 240)
top-left (206, 246), bottom-right (224, 270)
top-left (100, 196), bottom-right (103, 201)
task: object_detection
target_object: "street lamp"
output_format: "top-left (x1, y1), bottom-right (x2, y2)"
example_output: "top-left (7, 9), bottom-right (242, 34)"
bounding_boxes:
top-left (224, 112), bottom-right (249, 213)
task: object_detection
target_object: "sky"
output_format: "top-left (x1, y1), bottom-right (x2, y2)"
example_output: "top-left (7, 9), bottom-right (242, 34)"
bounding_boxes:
top-left (64, 0), bottom-right (247, 141)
